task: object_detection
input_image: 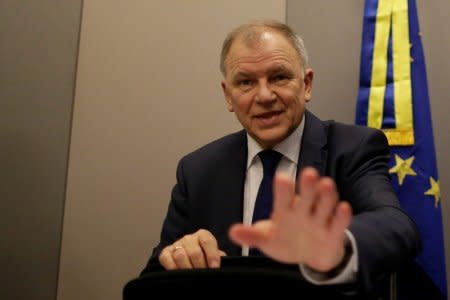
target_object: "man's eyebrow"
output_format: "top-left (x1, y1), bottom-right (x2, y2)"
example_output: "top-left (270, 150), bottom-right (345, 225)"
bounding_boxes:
top-left (232, 71), bottom-right (251, 78)
top-left (268, 65), bottom-right (292, 73)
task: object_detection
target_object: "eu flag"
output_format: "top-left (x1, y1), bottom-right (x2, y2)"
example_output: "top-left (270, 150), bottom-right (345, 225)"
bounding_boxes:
top-left (355, 0), bottom-right (447, 299)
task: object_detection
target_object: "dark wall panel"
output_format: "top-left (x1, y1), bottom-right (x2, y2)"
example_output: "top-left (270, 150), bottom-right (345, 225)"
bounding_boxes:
top-left (0, 1), bottom-right (82, 299)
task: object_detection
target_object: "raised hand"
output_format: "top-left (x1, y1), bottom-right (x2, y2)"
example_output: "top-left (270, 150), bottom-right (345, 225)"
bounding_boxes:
top-left (229, 167), bottom-right (352, 272)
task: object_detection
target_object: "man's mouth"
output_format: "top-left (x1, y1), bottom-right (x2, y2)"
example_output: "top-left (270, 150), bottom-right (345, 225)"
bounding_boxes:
top-left (254, 111), bottom-right (282, 126)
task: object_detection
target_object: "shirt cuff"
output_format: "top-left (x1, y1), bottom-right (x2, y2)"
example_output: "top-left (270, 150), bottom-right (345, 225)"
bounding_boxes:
top-left (299, 229), bottom-right (358, 285)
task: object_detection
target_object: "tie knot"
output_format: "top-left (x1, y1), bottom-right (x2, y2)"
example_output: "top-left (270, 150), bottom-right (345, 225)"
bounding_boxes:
top-left (258, 150), bottom-right (282, 175)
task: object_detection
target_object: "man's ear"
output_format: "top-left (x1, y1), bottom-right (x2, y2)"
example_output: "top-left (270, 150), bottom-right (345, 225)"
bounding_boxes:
top-left (221, 80), bottom-right (234, 112)
top-left (303, 68), bottom-right (314, 103)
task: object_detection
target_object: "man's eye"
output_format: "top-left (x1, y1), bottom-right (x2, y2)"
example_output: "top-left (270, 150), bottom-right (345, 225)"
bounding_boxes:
top-left (238, 79), bottom-right (252, 86)
top-left (273, 74), bottom-right (287, 82)
top-left (237, 79), bottom-right (253, 89)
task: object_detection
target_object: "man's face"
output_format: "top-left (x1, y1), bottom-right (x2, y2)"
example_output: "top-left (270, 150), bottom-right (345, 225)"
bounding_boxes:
top-left (221, 31), bottom-right (313, 148)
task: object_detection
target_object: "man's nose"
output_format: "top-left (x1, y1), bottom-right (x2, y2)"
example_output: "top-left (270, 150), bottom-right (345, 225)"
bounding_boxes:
top-left (255, 81), bottom-right (276, 103)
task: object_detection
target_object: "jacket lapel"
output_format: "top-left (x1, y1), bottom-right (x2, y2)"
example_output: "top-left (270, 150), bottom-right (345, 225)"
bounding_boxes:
top-left (297, 110), bottom-right (329, 177)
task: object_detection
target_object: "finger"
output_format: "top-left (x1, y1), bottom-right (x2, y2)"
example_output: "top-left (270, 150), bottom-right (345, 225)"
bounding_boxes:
top-left (182, 230), bottom-right (213, 268)
top-left (172, 245), bottom-right (193, 269)
top-left (184, 243), bottom-right (208, 268)
top-left (198, 233), bottom-right (221, 268)
top-left (159, 246), bottom-right (177, 270)
top-left (314, 177), bottom-right (339, 227)
top-left (228, 221), bottom-right (273, 248)
top-left (273, 172), bottom-right (295, 213)
top-left (297, 167), bottom-right (320, 216)
top-left (329, 201), bottom-right (352, 238)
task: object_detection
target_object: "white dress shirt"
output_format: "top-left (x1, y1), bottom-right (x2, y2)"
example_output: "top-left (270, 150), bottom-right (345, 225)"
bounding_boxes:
top-left (242, 116), bottom-right (358, 284)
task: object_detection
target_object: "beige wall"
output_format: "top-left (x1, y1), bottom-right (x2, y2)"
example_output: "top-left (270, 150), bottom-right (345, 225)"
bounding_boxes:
top-left (57, 1), bottom-right (286, 300)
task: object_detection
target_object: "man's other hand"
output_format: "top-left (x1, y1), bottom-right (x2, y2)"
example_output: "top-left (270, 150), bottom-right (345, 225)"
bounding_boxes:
top-left (159, 229), bottom-right (226, 270)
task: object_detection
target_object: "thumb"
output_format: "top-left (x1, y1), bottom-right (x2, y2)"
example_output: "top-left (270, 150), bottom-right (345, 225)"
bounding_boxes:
top-left (228, 220), bottom-right (273, 248)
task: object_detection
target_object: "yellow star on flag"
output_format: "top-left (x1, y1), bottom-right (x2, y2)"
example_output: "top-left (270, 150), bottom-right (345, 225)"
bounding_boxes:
top-left (424, 177), bottom-right (441, 207)
top-left (389, 154), bottom-right (417, 185)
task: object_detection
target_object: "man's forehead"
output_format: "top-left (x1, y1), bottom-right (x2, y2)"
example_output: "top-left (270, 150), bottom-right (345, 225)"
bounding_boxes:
top-left (229, 33), bottom-right (295, 63)
top-left (226, 34), bottom-right (297, 65)
top-left (235, 30), bottom-right (289, 50)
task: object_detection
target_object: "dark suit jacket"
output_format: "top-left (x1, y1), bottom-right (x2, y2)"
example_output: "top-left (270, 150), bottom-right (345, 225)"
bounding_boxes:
top-left (143, 110), bottom-right (421, 294)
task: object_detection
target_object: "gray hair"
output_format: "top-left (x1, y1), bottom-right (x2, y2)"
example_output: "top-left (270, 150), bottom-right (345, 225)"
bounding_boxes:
top-left (219, 20), bottom-right (309, 76)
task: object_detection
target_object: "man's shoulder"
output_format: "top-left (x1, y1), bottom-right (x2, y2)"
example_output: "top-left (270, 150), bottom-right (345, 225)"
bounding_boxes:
top-left (328, 120), bottom-right (382, 136)
top-left (306, 110), bottom-right (381, 135)
top-left (324, 119), bottom-right (388, 149)
top-left (306, 110), bottom-right (386, 143)
top-left (181, 129), bottom-right (247, 162)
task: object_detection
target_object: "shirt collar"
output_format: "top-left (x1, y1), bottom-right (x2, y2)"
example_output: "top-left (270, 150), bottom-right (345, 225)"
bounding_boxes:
top-left (246, 115), bottom-right (305, 169)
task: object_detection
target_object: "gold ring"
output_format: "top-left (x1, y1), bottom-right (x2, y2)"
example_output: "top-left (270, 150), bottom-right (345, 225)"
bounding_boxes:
top-left (173, 245), bottom-right (183, 252)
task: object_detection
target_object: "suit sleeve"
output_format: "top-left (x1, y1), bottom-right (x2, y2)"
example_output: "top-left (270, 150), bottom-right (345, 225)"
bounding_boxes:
top-left (338, 128), bottom-right (421, 295)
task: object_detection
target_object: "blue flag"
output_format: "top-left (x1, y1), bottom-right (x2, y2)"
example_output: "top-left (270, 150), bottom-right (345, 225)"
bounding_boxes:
top-left (356, 0), bottom-right (447, 299)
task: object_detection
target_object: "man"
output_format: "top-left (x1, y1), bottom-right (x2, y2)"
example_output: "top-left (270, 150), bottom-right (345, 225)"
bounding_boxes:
top-left (142, 20), bottom-right (420, 294)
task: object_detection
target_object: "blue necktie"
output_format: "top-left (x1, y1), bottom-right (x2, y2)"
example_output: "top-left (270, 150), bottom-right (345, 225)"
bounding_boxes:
top-left (249, 149), bottom-right (282, 256)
